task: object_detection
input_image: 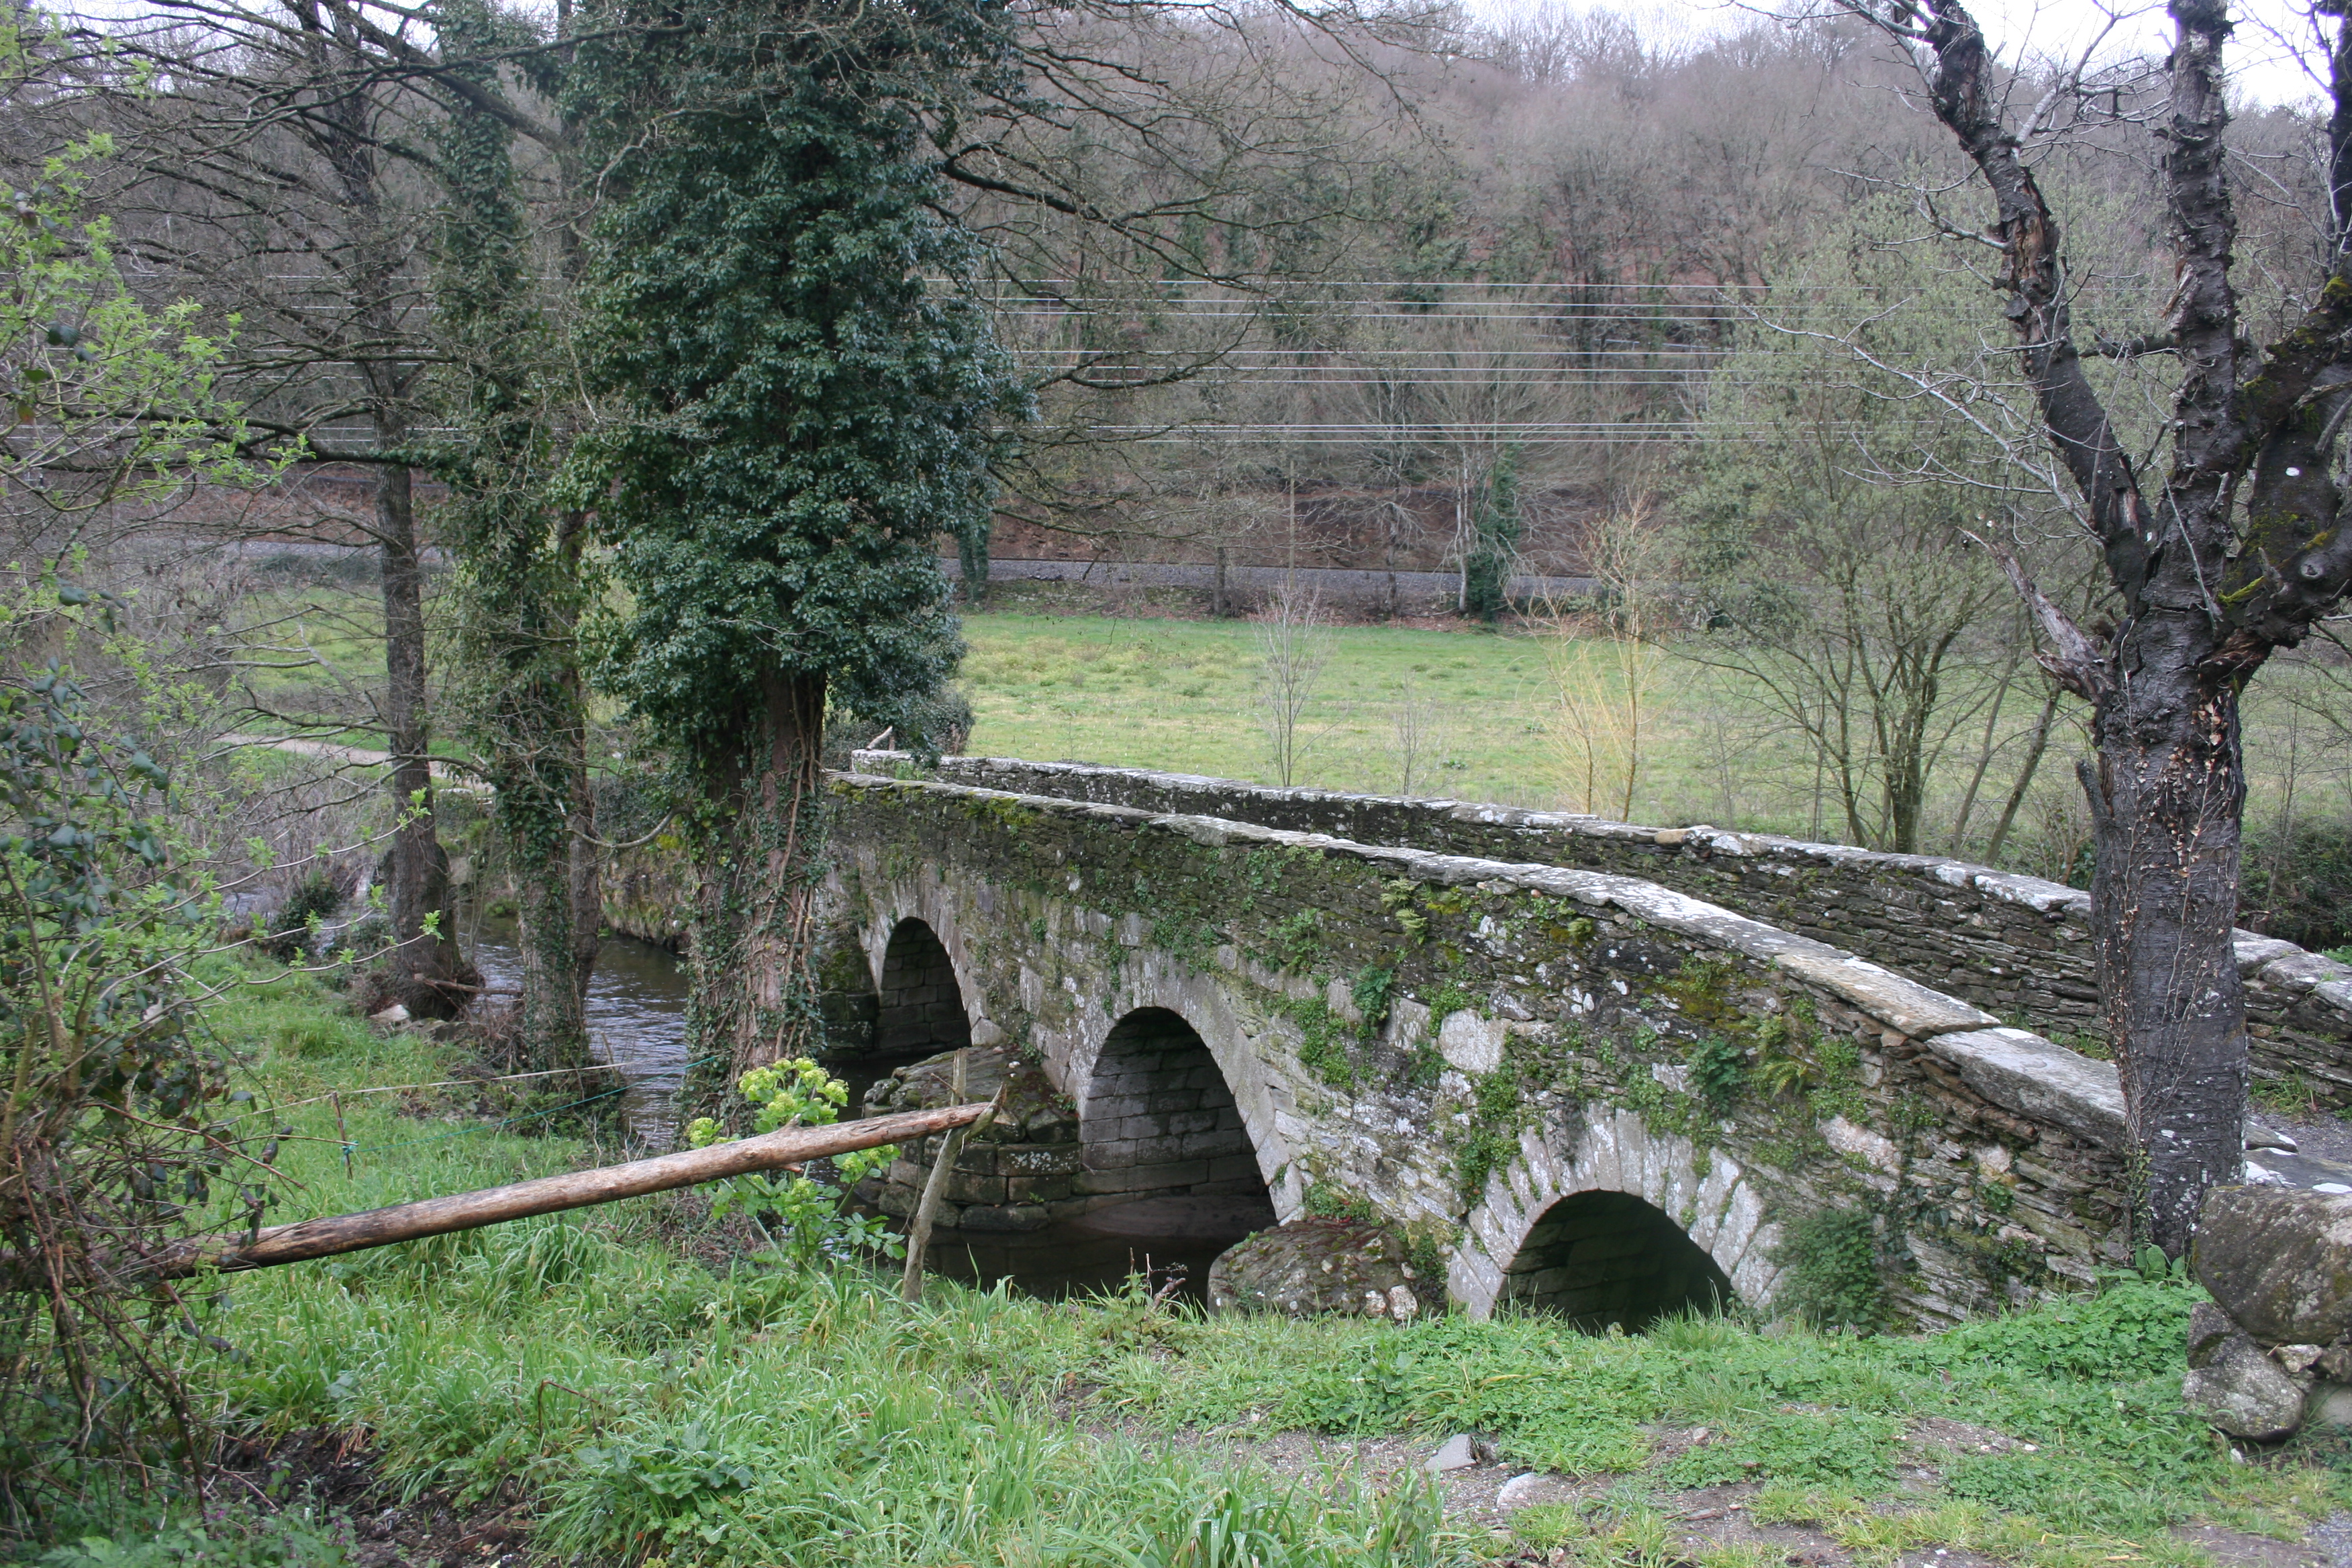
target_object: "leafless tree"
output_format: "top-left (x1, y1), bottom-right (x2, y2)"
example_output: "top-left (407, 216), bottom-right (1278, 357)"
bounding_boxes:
top-left (1391, 673), bottom-right (1446, 797)
top-left (1255, 584), bottom-right (1334, 787)
top-left (1826, 0), bottom-right (2352, 1251)
top-left (92, 0), bottom-right (499, 1014)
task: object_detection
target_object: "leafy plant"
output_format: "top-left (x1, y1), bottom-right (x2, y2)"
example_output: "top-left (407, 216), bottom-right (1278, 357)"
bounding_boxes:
top-left (1285, 997), bottom-right (1357, 1090)
top-left (1769, 1208), bottom-right (1883, 1330)
top-left (3, 54), bottom-right (257, 528)
top-left (1685, 1034), bottom-right (1747, 1115)
top-left (38, 1508), bottom-right (352, 1567)
top-left (0, 669), bottom-right (266, 1529)
top-left (1267, 912), bottom-right (1325, 973)
top-left (1349, 965), bottom-right (1396, 1039)
top-left (684, 1059), bottom-right (899, 1265)
top-left (261, 871), bottom-right (341, 961)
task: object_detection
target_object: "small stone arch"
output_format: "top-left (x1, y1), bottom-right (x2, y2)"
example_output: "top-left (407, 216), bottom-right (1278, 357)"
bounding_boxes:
top-left (1450, 1103), bottom-right (1779, 1321)
top-left (875, 916), bottom-right (971, 1055)
top-left (1076, 1006), bottom-right (1269, 1211)
top-left (1494, 1191), bottom-right (1735, 1330)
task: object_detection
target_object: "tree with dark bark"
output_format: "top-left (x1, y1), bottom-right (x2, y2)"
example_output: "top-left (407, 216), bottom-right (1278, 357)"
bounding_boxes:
top-left (1834, 0), bottom-right (2352, 1253)
top-left (103, 0), bottom-right (485, 1016)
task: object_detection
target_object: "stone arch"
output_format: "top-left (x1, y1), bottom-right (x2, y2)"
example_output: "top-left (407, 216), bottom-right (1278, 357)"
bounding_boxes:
top-left (875, 916), bottom-right (971, 1055)
top-left (1076, 1006), bottom-right (1268, 1211)
top-left (1493, 1191), bottom-right (1735, 1330)
top-left (1449, 1103), bottom-right (1779, 1321)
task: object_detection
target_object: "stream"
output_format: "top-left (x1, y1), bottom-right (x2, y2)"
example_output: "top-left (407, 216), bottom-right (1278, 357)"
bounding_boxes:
top-left (461, 924), bottom-right (1262, 1300)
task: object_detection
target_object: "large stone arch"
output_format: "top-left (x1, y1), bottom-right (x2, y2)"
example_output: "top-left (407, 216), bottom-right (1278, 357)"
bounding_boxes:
top-left (1449, 1103), bottom-right (1781, 1321)
top-left (1075, 1005), bottom-right (1272, 1212)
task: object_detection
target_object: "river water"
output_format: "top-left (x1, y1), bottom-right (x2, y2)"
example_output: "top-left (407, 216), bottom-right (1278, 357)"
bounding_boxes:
top-left (462, 924), bottom-right (1265, 1299)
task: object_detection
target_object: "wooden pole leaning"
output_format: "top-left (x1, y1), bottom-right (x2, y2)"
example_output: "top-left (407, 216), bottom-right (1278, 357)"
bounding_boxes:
top-left (77, 1101), bottom-right (995, 1287)
top-left (900, 1051), bottom-right (1003, 1303)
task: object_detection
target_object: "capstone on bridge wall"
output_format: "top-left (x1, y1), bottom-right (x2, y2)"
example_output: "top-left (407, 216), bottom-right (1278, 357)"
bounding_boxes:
top-left (820, 771), bottom-right (2134, 1326)
top-left (867, 754), bottom-right (2352, 1107)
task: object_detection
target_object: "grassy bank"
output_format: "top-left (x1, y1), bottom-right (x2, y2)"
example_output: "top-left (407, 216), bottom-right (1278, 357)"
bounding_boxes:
top-left (38, 974), bottom-right (2347, 1566)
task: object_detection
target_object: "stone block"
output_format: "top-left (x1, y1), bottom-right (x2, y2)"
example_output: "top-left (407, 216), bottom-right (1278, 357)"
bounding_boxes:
top-left (1127, 1134), bottom-right (1202, 1164)
top-left (998, 1144), bottom-right (1082, 1177)
top-left (1006, 1175), bottom-right (1075, 1202)
top-left (2196, 1186), bottom-right (2352, 1344)
top-left (1113, 1116), bottom-right (1183, 1144)
top-left (1180, 1127), bottom-right (1247, 1155)
top-left (956, 1203), bottom-right (1050, 1233)
top-left (944, 1171), bottom-right (1007, 1204)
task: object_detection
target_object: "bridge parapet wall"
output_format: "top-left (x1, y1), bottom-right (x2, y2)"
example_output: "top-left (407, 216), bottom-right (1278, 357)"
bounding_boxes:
top-left (823, 770), bottom-right (2133, 1326)
top-left (861, 754), bottom-right (2352, 1108)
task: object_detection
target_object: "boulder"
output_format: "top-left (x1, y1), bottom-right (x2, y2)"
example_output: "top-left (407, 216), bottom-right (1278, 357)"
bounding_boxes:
top-left (1206, 1218), bottom-right (1434, 1320)
top-left (2193, 1185), bottom-right (2352, 1345)
top-left (2184, 1302), bottom-right (2311, 1441)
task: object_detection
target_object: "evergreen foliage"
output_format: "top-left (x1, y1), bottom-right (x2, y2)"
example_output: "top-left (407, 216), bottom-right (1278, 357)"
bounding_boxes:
top-left (1461, 445), bottom-right (1522, 622)
top-left (563, 0), bottom-right (1027, 1095)
top-left (565, 0), bottom-right (1026, 798)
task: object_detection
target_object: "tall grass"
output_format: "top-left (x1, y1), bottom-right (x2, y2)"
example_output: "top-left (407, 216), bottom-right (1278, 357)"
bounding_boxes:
top-left (161, 973), bottom-right (1469, 1565)
top-left (64, 973), bottom-right (2341, 1566)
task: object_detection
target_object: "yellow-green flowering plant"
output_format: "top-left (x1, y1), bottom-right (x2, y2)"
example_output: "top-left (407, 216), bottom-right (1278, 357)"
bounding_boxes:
top-left (685, 1059), bottom-right (899, 1265)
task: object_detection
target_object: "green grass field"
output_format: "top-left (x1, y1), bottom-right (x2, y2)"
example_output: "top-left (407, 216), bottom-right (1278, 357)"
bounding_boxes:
top-left (961, 614), bottom-right (1573, 806)
top-left (225, 568), bottom-right (2345, 875)
top-left (44, 971), bottom-right (2350, 1566)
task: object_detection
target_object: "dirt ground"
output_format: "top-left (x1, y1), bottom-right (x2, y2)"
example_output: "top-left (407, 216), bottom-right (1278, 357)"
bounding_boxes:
top-left (226, 1432), bottom-right (531, 1568)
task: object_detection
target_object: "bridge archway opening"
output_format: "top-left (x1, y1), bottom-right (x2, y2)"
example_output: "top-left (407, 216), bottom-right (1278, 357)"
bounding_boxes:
top-left (1498, 1191), bottom-right (1735, 1333)
top-left (877, 918), bottom-right (971, 1055)
top-left (1079, 1008), bottom-right (1271, 1220)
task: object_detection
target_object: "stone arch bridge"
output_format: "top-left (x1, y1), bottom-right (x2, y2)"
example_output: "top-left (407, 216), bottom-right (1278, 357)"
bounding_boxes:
top-left (808, 754), bottom-right (2352, 1329)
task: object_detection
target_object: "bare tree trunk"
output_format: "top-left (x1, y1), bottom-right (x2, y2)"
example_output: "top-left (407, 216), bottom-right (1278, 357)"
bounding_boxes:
top-left (374, 450), bottom-right (473, 1016)
top-left (1948, 658), bottom-right (2018, 854)
top-left (2083, 651), bottom-right (2251, 1250)
top-left (1984, 687), bottom-right (2060, 865)
top-left (295, 0), bottom-right (473, 1016)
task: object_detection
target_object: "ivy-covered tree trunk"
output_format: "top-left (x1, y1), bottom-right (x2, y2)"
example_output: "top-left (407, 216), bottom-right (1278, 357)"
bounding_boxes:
top-left (685, 673), bottom-right (828, 1113)
top-left (568, 0), bottom-right (1026, 1134)
top-left (430, 5), bottom-right (599, 1069)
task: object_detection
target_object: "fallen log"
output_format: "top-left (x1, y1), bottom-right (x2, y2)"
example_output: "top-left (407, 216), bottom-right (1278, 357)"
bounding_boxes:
top-left (6, 1101), bottom-right (992, 1290)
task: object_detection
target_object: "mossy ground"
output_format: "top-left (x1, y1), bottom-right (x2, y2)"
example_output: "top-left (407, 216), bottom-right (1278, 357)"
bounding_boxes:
top-left (30, 970), bottom-right (2352, 1567)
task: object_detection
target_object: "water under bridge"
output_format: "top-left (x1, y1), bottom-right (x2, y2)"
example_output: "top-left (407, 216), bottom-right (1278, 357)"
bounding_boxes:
top-left (810, 753), bottom-right (2352, 1330)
